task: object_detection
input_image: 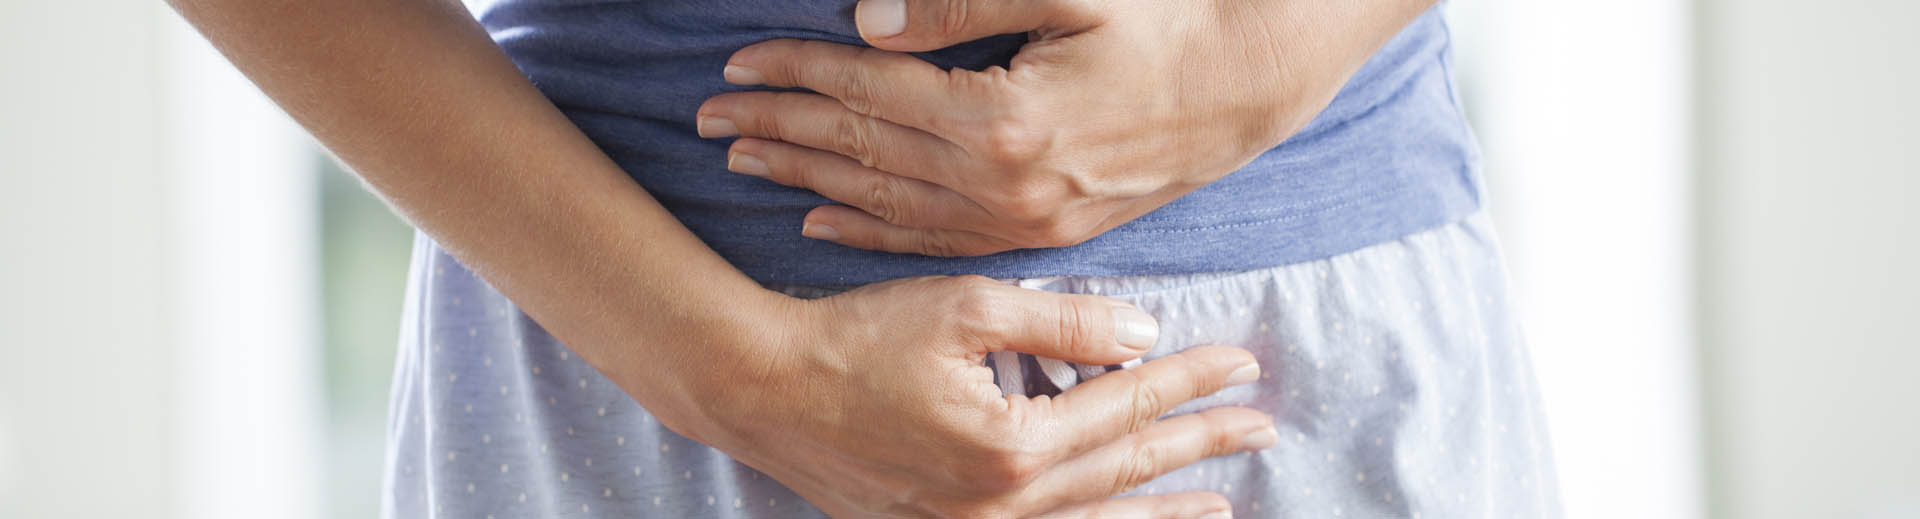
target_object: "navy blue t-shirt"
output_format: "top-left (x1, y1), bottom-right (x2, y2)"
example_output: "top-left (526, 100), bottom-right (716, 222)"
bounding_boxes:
top-left (469, 0), bottom-right (1482, 286)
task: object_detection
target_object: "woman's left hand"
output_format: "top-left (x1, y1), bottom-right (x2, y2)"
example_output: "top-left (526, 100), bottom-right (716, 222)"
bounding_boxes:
top-left (697, 0), bottom-right (1435, 256)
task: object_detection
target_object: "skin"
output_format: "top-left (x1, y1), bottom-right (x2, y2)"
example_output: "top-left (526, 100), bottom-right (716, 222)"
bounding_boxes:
top-left (165, 0), bottom-right (1434, 515)
top-left (698, 0), bottom-right (1439, 256)
top-left (162, 0), bottom-right (1280, 516)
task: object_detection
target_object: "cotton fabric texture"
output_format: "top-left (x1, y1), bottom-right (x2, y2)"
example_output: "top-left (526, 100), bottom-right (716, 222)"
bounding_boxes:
top-left (382, 212), bottom-right (1562, 518)
top-left (468, 0), bottom-right (1482, 286)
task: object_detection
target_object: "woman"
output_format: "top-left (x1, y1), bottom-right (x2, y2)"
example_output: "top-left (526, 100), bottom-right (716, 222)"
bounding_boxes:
top-left (168, 0), bottom-right (1561, 516)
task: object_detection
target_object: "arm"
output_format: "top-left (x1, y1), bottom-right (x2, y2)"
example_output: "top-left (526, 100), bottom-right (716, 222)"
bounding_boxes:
top-left (165, 0), bottom-right (1274, 516)
top-left (167, 0), bottom-right (780, 418)
top-left (697, 0), bottom-right (1439, 255)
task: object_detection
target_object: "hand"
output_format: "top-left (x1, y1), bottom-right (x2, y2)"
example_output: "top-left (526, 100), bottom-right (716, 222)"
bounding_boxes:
top-left (669, 276), bottom-right (1275, 518)
top-left (164, 0), bottom-right (1275, 515)
top-left (697, 0), bottom-right (1433, 255)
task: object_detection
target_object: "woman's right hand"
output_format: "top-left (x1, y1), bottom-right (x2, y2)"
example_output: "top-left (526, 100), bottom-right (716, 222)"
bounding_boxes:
top-left (667, 275), bottom-right (1276, 518)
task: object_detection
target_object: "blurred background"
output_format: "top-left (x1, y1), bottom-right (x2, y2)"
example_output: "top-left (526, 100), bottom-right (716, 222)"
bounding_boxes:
top-left (1, 0), bottom-right (1914, 518)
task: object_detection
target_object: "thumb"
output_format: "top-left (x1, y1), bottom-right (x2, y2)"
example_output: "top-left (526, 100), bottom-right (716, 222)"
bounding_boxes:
top-left (977, 283), bottom-right (1160, 365)
top-left (854, 0), bottom-right (1099, 52)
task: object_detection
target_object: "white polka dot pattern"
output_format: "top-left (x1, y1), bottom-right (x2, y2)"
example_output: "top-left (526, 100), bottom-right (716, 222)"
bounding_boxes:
top-left (381, 212), bottom-right (1561, 518)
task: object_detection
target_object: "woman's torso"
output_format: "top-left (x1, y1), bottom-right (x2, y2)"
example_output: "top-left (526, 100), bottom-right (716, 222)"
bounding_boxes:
top-left (468, 0), bottom-right (1482, 286)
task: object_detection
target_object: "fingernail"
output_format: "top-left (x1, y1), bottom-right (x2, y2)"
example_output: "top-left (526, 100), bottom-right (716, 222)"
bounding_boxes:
top-left (1240, 426), bottom-right (1279, 450)
top-left (727, 152), bottom-right (769, 177)
top-left (801, 222), bottom-right (839, 240)
top-left (1225, 362), bottom-right (1260, 386)
top-left (723, 65), bottom-right (765, 85)
top-left (697, 116), bottom-right (738, 138)
top-left (855, 0), bottom-right (907, 40)
top-left (1111, 305), bottom-right (1159, 352)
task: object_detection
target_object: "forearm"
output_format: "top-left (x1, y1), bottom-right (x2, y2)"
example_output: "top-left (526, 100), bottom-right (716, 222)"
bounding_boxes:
top-left (166, 0), bottom-right (785, 428)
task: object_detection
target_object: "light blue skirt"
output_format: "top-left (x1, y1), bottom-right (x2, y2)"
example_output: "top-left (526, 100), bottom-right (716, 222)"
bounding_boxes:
top-left (382, 212), bottom-right (1562, 518)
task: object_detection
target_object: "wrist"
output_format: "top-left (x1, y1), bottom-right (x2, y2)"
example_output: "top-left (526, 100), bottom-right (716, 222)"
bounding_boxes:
top-left (625, 284), bottom-right (814, 443)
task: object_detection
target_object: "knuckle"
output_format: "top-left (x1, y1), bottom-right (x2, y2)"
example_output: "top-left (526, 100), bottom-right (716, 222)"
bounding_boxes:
top-left (940, 0), bottom-right (973, 39)
top-left (858, 176), bottom-right (913, 225)
top-left (1025, 218), bottom-right (1091, 249)
top-left (1123, 374), bottom-right (1164, 434)
top-left (746, 106), bottom-right (789, 143)
top-left (914, 231), bottom-right (976, 257)
top-left (989, 183), bottom-right (1071, 244)
top-left (831, 114), bottom-right (880, 168)
top-left (1140, 353), bottom-right (1205, 405)
top-left (779, 152), bottom-right (817, 186)
top-left (996, 187), bottom-right (1055, 223)
top-left (976, 448), bottom-right (1043, 491)
top-left (1052, 298), bottom-right (1093, 356)
top-left (1169, 352), bottom-right (1210, 395)
top-left (993, 201), bottom-right (1091, 250)
top-left (947, 278), bottom-right (1004, 330)
top-left (1199, 413), bottom-right (1241, 457)
top-left (978, 112), bottom-right (1049, 166)
top-left (832, 49), bottom-right (886, 115)
top-left (953, 419), bottom-right (1043, 492)
top-left (767, 42), bottom-right (816, 85)
top-left (1112, 441), bottom-right (1161, 494)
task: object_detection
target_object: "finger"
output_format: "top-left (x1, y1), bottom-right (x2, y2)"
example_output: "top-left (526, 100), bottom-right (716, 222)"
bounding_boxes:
top-left (723, 39), bottom-right (983, 136)
top-left (948, 281), bottom-right (1162, 364)
top-left (1040, 346), bottom-right (1263, 459)
top-left (698, 91), bottom-right (970, 188)
top-left (802, 204), bottom-right (1021, 257)
top-left (1031, 491), bottom-right (1232, 519)
top-left (1017, 407), bottom-right (1276, 516)
top-left (854, 0), bottom-right (1105, 53)
top-left (727, 138), bottom-right (985, 229)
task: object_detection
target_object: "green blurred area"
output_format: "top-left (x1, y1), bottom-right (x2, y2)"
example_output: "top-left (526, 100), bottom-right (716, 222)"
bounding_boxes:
top-left (316, 155), bottom-right (414, 519)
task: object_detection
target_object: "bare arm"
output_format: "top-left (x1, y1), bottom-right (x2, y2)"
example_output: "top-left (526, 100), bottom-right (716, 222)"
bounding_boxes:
top-left (167, 0), bottom-right (784, 424)
top-left (166, 1), bottom-right (1272, 516)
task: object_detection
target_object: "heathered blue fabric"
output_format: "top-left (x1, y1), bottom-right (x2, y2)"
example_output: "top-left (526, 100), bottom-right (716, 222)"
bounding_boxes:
top-left (469, 0), bottom-right (1482, 286)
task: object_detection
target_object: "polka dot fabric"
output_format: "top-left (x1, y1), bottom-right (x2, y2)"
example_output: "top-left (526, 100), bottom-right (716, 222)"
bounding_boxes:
top-left (381, 212), bottom-right (1561, 518)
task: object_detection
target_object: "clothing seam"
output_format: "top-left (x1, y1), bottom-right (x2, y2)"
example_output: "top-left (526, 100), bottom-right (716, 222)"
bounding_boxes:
top-left (1111, 184), bottom-right (1412, 234)
top-left (1023, 216), bottom-right (1475, 298)
top-left (1125, 187), bottom-right (1375, 224)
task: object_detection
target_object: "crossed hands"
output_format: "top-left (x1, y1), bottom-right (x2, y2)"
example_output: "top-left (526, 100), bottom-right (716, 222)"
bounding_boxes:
top-left (675, 0), bottom-right (1430, 516)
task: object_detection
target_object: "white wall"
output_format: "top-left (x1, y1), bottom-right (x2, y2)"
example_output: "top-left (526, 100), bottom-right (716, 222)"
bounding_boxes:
top-left (1447, 1), bottom-right (1705, 517)
top-left (163, 9), bottom-right (328, 519)
top-left (0, 2), bottom-right (323, 518)
top-left (1, 2), bottom-right (179, 516)
top-left (1697, 1), bottom-right (1920, 517)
